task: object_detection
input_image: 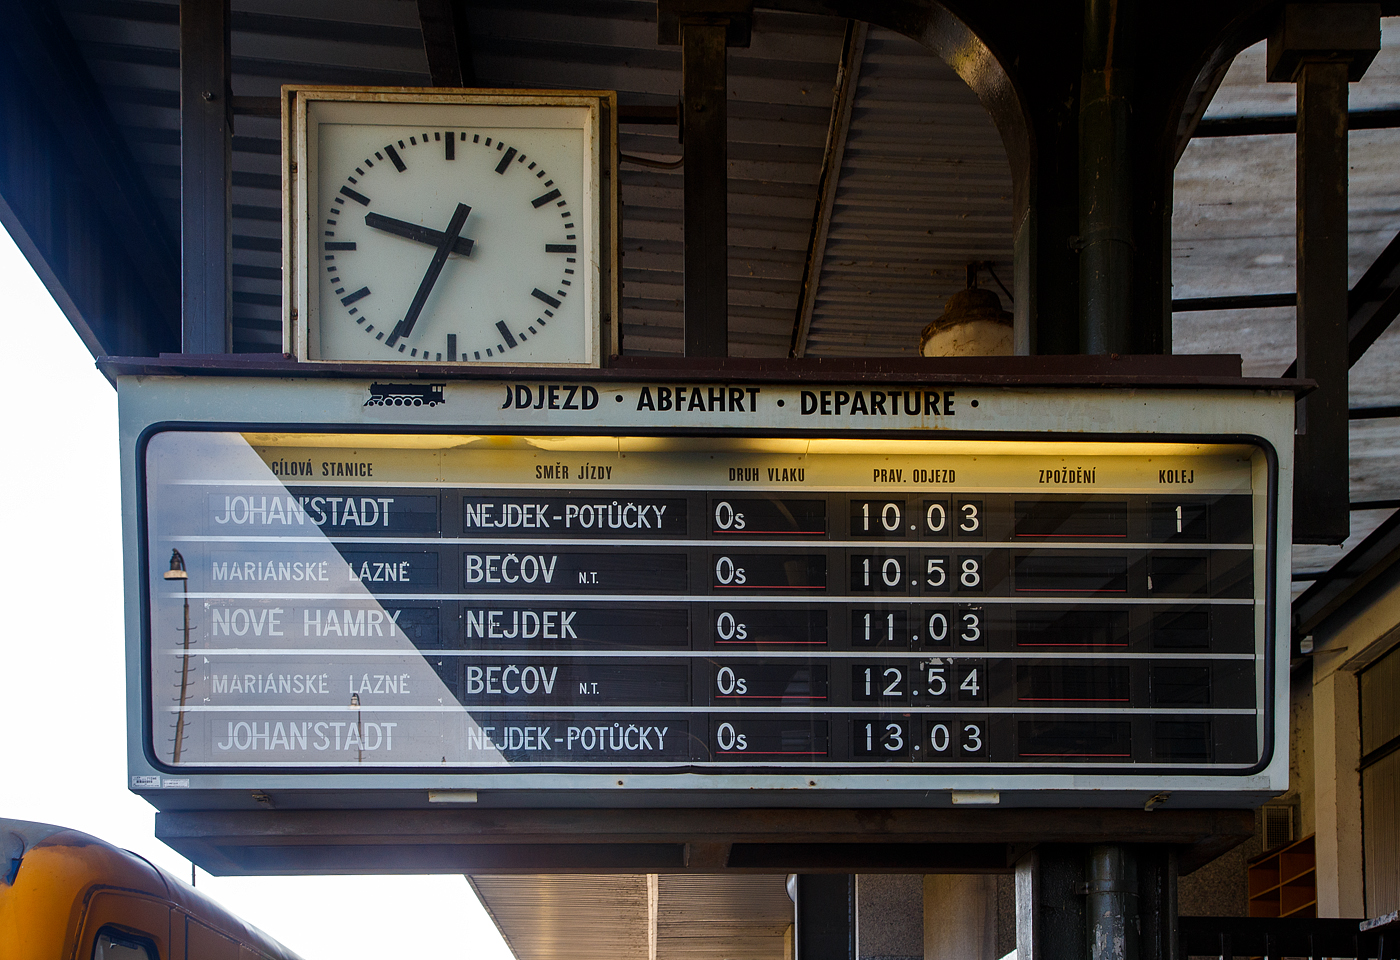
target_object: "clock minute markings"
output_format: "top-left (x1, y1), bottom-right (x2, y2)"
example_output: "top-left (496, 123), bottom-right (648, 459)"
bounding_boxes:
top-left (495, 321), bottom-right (519, 349)
top-left (339, 185), bottom-right (371, 206)
top-left (322, 125), bottom-right (589, 362)
top-left (384, 144), bottom-right (407, 173)
top-left (531, 288), bottom-right (562, 309)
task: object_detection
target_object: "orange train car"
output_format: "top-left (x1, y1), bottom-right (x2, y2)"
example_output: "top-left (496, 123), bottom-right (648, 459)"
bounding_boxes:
top-left (1, 819), bottom-right (304, 960)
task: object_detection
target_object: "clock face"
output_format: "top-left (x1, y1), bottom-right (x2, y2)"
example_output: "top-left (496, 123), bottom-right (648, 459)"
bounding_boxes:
top-left (312, 118), bottom-right (593, 364)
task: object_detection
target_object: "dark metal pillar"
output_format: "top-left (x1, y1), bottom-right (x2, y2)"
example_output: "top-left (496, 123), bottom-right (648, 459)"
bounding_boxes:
top-left (1267, 4), bottom-right (1379, 543)
top-left (795, 874), bottom-right (856, 960)
top-left (1294, 59), bottom-right (1352, 544)
top-left (1078, 0), bottom-right (1134, 355)
top-left (417, 0), bottom-right (475, 87)
top-left (1086, 846), bottom-right (1138, 960)
top-left (1017, 847), bottom-right (1087, 960)
top-left (681, 20), bottom-right (729, 357)
top-left (1135, 847), bottom-right (1178, 960)
top-left (180, 0), bottom-right (232, 354)
top-left (1021, 845), bottom-right (1173, 960)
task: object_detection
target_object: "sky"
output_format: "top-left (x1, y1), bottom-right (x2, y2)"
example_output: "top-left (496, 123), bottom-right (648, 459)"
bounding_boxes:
top-left (0, 224), bottom-right (516, 960)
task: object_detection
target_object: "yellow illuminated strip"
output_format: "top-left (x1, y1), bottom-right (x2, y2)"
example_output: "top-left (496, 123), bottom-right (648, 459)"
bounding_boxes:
top-left (242, 433), bottom-right (1257, 492)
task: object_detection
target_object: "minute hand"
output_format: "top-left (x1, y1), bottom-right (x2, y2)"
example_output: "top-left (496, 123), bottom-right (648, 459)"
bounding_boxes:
top-left (366, 212), bottom-right (474, 256)
top-left (387, 202), bottom-right (470, 347)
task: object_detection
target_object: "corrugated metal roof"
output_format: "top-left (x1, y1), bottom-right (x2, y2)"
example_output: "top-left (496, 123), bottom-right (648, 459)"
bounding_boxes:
top-left (41, 4), bottom-right (1022, 362)
top-left (657, 875), bottom-right (791, 960)
top-left (471, 874), bottom-right (651, 960)
top-left (55, 0), bottom-right (847, 356)
top-left (801, 25), bottom-right (1014, 357)
top-left (471, 874), bottom-right (793, 960)
top-left (28, 3), bottom-right (1027, 364)
top-left (468, 1), bottom-right (843, 356)
top-left (55, 0), bottom-right (433, 352)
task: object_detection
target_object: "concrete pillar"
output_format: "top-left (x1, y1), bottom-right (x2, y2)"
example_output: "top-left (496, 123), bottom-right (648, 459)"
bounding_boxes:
top-left (647, 874), bottom-right (658, 960)
top-left (1313, 660), bottom-right (1365, 916)
top-left (858, 876), bottom-right (923, 960)
top-left (924, 875), bottom-right (999, 960)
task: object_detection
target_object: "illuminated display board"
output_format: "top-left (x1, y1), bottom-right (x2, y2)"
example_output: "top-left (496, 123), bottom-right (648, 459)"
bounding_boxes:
top-left (145, 431), bottom-right (1263, 771)
top-left (120, 376), bottom-right (1292, 804)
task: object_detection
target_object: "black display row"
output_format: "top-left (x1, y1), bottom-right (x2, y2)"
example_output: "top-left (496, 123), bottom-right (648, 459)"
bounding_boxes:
top-left (194, 488), bottom-right (1253, 543)
top-left (180, 653), bottom-right (1253, 709)
top-left (248, 653), bottom-right (1249, 710)
top-left (188, 544), bottom-right (1254, 598)
top-left (193, 710), bottom-right (1257, 766)
top-left (195, 598), bottom-right (1254, 653)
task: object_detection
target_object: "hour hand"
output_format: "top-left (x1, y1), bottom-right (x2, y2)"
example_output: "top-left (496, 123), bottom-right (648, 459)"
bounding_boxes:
top-left (365, 212), bottom-right (474, 256)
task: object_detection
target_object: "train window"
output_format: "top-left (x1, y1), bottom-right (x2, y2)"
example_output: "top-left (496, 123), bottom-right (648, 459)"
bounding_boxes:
top-left (94, 930), bottom-right (158, 960)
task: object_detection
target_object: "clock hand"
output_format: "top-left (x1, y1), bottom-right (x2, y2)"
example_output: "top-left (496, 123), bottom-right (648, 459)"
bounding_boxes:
top-left (365, 212), bottom-right (474, 256)
top-left (386, 202), bottom-right (470, 348)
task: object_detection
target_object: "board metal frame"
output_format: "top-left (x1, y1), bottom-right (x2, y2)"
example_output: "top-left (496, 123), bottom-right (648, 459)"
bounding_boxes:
top-left (118, 374), bottom-right (1295, 810)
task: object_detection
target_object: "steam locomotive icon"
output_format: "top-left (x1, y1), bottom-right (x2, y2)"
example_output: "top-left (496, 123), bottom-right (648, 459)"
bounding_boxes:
top-left (364, 382), bottom-right (446, 407)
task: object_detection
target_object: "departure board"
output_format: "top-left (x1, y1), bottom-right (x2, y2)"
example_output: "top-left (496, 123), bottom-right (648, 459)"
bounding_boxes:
top-left (140, 430), bottom-right (1272, 776)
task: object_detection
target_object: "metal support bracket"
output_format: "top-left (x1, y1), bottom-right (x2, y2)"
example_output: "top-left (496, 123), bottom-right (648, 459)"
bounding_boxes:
top-left (1268, 4), bottom-right (1381, 543)
top-left (657, 0), bottom-right (752, 47)
top-left (658, 1), bottom-right (752, 358)
top-left (180, 0), bottom-right (233, 354)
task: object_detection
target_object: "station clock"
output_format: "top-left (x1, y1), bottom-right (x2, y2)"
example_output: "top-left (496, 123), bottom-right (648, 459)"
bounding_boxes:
top-left (283, 88), bottom-right (617, 366)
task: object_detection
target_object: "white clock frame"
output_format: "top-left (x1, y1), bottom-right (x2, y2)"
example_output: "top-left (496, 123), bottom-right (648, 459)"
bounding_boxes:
top-left (281, 86), bottom-right (619, 367)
